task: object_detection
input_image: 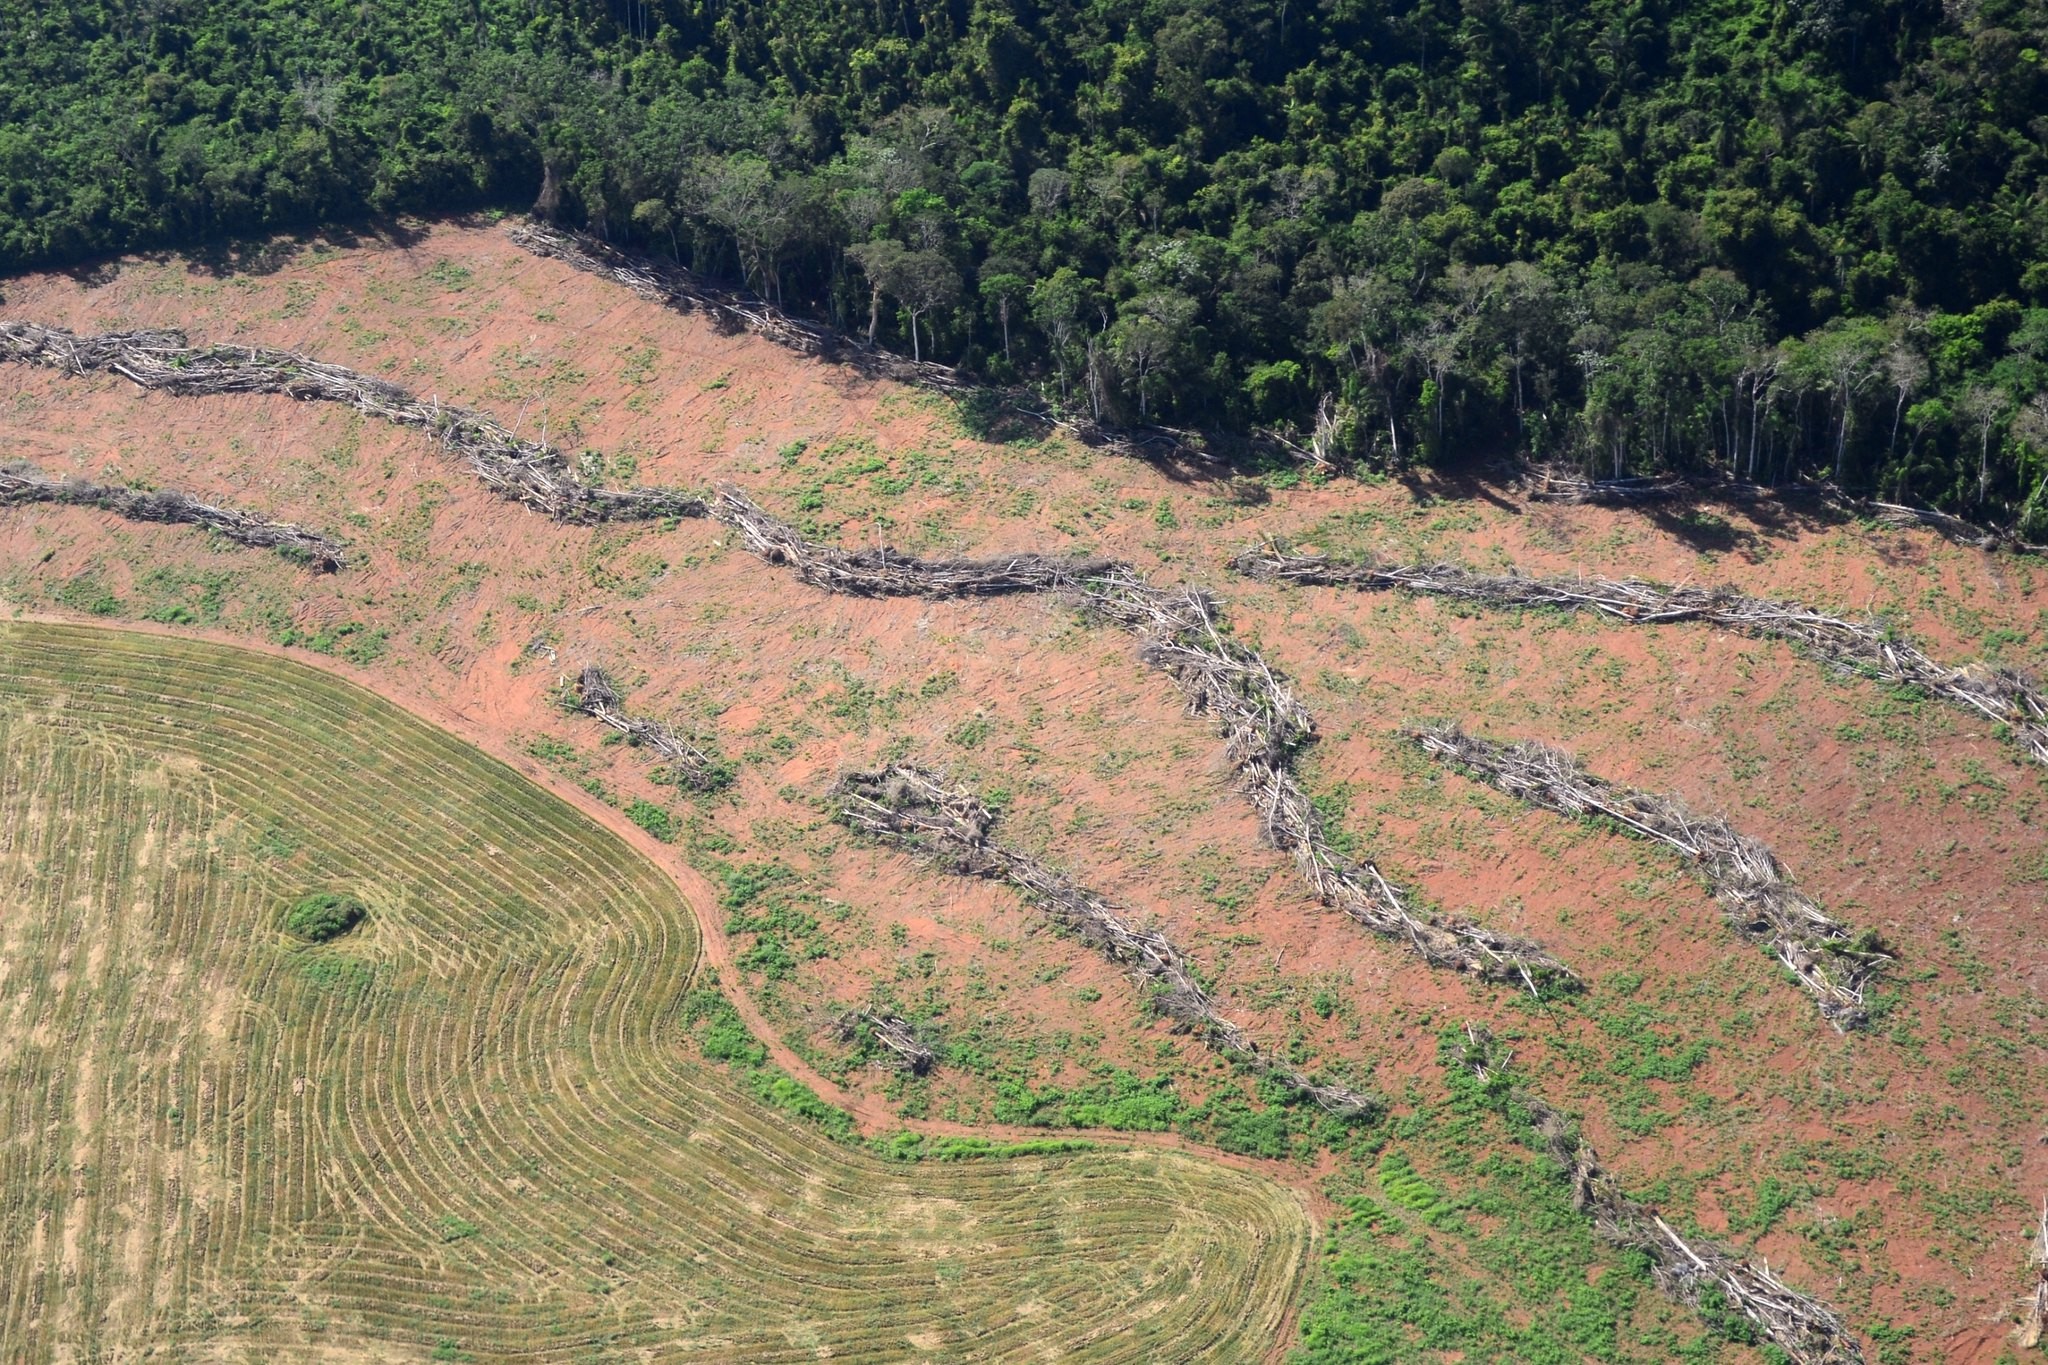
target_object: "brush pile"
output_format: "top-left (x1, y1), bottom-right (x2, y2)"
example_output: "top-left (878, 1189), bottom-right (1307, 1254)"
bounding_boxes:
top-left (835, 763), bottom-right (1378, 1118)
top-left (0, 321), bottom-right (707, 525)
top-left (572, 666), bottom-right (727, 790)
top-left (833, 1010), bottom-right (936, 1075)
top-left (1459, 1027), bottom-right (1866, 1364)
top-left (1, 463), bottom-right (344, 569)
top-left (1081, 573), bottom-right (1577, 995)
top-left (1416, 725), bottom-right (1885, 1028)
top-left (1234, 547), bottom-right (2048, 769)
top-left (710, 488), bottom-right (1112, 597)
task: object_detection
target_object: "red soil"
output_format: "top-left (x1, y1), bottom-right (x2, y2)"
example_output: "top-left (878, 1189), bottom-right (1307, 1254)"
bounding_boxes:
top-left (3, 216), bottom-right (2045, 1357)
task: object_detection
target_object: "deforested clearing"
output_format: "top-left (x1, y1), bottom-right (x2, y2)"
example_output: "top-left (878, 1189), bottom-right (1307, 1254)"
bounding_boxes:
top-left (2, 222), bottom-right (2046, 1362)
top-left (0, 621), bottom-right (1309, 1361)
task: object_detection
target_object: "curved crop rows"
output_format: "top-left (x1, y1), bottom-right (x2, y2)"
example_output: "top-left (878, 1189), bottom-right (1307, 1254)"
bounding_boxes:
top-left (0, 622), bottom-right (1310, 1361)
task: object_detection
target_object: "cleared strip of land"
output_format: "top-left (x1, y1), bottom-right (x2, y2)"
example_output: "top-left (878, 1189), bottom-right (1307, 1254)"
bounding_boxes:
top-left (1234, 546), bottom-right (2048, 770)
top-left (0, 318), bottom-right (1576, 995)
top-left (1416, 724), bottom-right (1887, 1029)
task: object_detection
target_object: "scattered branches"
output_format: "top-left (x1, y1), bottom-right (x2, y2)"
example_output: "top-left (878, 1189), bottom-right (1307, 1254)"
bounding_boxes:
top-left (833, 1009), bottom-right (936, 1075)
top-left (1, 463), bottom-right (344, 569)
top-left (572, 666), bottom-right (728, 790)
top-left (1235, 547), bottom-right (2048, 770)
top-left (710, 487), bottom-right (1113, 597)
top-left (1416, 725), bottom-right (1886, 1029)
top-left (835, 763), bottom-right (1379, 1118)
top-left (1458, 1026), bottom-right (1867, 1365)
top-left (1080, 574), bottom-right (1577, 995)
top-left (0, 320), bottom-right (707, 525)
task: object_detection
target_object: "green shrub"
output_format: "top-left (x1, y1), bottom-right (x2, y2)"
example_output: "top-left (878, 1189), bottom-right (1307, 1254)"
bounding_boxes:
top-left (625, 799), bottom-right (676, 842)
top-left (721, 860), bottom-right (794, 909)
top-left (283, 891), bottom-right (366, 942)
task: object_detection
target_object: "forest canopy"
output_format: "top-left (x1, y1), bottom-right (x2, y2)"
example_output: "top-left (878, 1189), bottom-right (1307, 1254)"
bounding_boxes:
top-left (4, 0), bottom-right (2046, 526)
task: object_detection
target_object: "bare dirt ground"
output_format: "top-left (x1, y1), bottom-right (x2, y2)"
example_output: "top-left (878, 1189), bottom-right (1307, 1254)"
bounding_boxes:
top-left (2, 215), bottom-right (2044, 1359)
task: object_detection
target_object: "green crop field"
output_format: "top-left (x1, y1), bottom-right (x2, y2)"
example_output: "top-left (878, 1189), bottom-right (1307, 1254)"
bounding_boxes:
top-left (0, 622), bottom-right (1309, 1361)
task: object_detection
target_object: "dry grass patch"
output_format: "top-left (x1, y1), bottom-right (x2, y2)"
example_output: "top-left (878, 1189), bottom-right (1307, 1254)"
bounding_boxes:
top-left (0, 621), bottom-right (1310, 1362)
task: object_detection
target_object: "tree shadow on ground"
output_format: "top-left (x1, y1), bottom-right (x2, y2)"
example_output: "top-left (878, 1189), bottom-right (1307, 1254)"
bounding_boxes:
top-left (55, 215), bottom-right (448, 292)
top-left (1396, 465), bottom-right (1525, 516)
top-left (182, 216), bottom-right (437, 278)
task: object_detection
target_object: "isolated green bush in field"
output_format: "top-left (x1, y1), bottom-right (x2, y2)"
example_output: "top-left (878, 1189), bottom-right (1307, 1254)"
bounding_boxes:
top-left (284, 891), bottom-right (366, 942)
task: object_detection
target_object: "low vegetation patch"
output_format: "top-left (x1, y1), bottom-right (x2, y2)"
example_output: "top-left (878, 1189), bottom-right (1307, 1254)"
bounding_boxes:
top-left (283, 891), bottom-right (366, 942)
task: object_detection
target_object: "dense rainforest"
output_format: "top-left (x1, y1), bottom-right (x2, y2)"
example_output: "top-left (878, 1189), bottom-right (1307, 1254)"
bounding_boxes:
top-left (4, 0), bottom-right (2047, 526)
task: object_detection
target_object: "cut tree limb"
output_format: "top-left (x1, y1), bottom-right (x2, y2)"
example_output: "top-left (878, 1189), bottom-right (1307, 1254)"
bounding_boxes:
top-left (1415, 724), bottom-right (1887, 1029)
top-left (836, 762), bottom-right (1379, 1118)
top-left (1234, 546), bottom-right (2048, 771)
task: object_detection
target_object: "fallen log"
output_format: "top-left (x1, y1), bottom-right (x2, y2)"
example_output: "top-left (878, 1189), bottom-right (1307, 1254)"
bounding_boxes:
top-left (836, 763), bottom-right (1379, 1118)
top-left (1526, 467), bottom-right (1693, 506)
top-left (1, 464), bottom-right (344, 569)
top-left (1523, 464), bottom-right (2042, 553)
top-left (1415, 724), bottom-right (1887, 1029)
top-left (1234, 546), bottom-right (2048, 771)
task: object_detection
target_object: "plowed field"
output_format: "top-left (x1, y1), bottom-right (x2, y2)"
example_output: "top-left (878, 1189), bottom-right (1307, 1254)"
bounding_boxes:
top-left (0, 621), bottom-right (1309, 1361)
